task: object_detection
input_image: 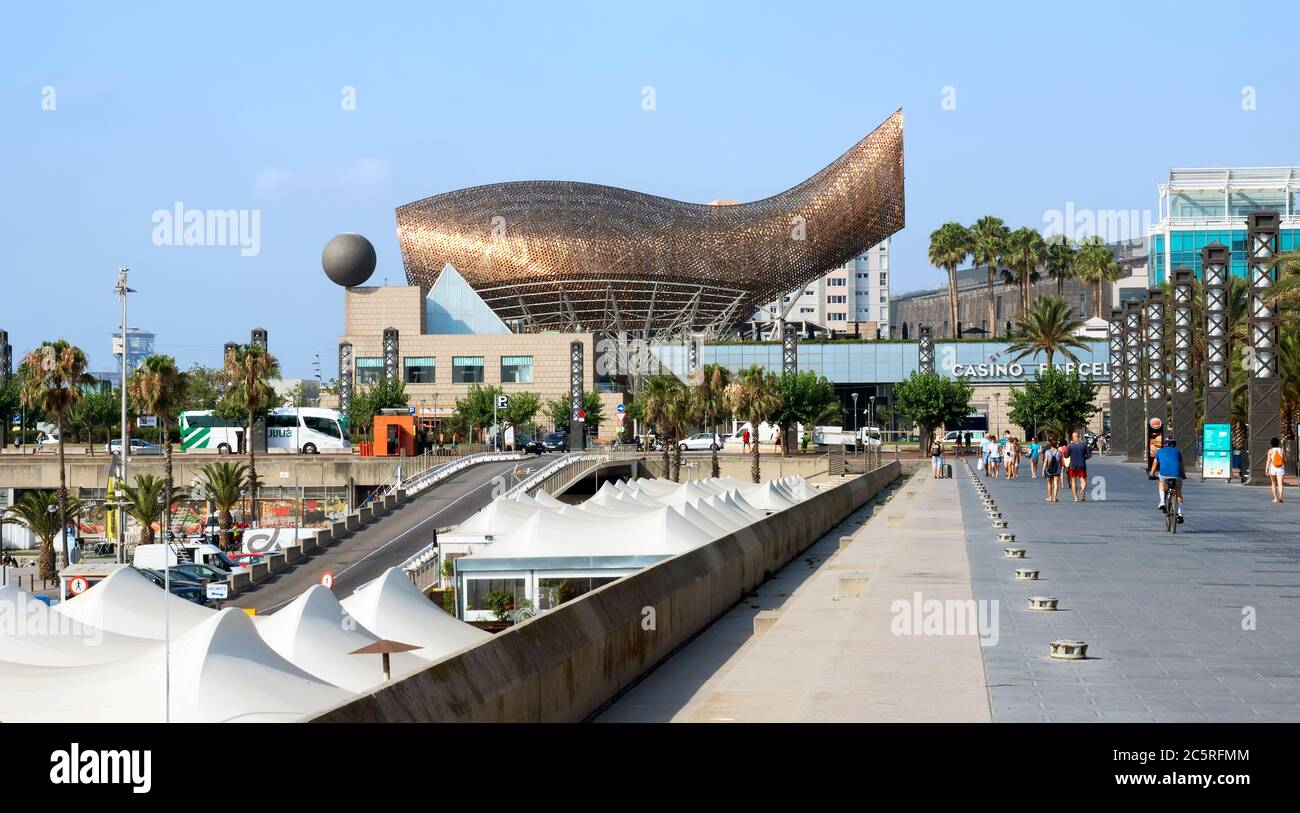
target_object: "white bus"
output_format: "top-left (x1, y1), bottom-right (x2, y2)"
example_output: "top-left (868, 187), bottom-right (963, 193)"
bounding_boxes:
top-left (179, 408), bottom-right (351, 454)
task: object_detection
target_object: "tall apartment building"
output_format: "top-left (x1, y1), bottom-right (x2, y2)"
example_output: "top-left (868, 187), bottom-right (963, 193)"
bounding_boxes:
top-left (749, 238), bottom-right (891, 338)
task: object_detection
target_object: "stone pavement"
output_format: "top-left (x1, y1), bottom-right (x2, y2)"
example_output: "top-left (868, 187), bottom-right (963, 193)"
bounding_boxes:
top-left (963, 455), bottom-right (1300, 722)
top-left (597, 468), bottom-right (991, 722)
top-left (596, 456), bottom-right (1300, 723)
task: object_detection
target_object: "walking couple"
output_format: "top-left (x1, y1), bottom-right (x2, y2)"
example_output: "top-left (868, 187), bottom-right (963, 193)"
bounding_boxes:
top-left (1041, 431), bottom-right (1091, 502)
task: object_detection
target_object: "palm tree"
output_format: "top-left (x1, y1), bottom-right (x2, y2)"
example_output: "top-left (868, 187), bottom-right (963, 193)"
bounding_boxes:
top-left (1002, 227), bottom-right (1047, 315)
top-left (128, 355), bottom-right (188, 540)
top-left (222, 344), bottom-right (279, 525)
top-left (662, 383), bottom-right (693, 482)
top-left (199, 461), bottom-right (249, 550)
top-left (969, 216), bottom-right (1010, 337)
top-left (2, 491), bottom-right (82, 582)
top-left (119, 474), bottom-right (183, 548)
top-left (690, 363), bottom-right (732, 478)
top-left (928, 222), bottom-right (972, 337)
top-left (19, 340), bottom-right (91, 576)
top-left (639, 375), bottom-right (682, 480)
top-left (1045, 235), bottom-right (1076, 298)
top-left (1074, 237), bottom-right (1120, 318)
top-left (1006, 296), bottom-right (1089, 369)
top-left (724, 365), bottom-right (783, 484)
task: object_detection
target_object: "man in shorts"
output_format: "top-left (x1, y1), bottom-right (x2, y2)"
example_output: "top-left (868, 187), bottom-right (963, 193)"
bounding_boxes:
top-left (1149, 437), bottom-right (1185, 523)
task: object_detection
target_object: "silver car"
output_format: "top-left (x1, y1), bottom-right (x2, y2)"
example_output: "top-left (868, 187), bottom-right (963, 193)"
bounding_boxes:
top-left (107, 438), bottom-right (163, 456)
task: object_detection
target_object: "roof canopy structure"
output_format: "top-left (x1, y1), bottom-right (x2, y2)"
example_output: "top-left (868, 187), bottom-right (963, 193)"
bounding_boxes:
top-left (0, 565), bottom-right (489, 722)
top-left (396, 111), bottom-right (905, 339)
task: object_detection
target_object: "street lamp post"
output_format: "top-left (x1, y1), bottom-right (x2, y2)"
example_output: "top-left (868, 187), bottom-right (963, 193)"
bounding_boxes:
top-left (113, 269), bottom-right (135, 564)
top-left (851, 392), bottom-right (859, 459)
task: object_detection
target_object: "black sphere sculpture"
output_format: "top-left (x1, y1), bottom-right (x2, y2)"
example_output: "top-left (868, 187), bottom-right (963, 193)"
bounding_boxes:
top-left (322, 233), bottom-right (377, 287)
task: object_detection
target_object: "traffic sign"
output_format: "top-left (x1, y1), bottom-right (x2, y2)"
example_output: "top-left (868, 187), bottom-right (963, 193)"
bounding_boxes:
top-left (497, 395), bottom-right (509, 410)
top-left (616, 403), bottom-right (625, 414)
top-left (206, 583), bottom-right (229, 600)
top-left (321, 571), bottom-right (335, 590)
top-left (68, 577), bottom-right (89, 595)
top-left (408, 406), bottom-right (416, 416)
top-left (577, 409), bottom-right (586, 420)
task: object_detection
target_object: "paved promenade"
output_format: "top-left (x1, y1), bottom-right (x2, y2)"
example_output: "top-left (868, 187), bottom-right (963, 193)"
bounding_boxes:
top-left (598, 455), bottom-right (1300, 723)
top-left (966, 456), bottom-right (1300, 722)
top-left (598, 469), bottom-right (991, 722)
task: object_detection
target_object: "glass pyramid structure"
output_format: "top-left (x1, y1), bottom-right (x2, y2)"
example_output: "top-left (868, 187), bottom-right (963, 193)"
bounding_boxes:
top-left (424, 263), bottom-right (512, 335)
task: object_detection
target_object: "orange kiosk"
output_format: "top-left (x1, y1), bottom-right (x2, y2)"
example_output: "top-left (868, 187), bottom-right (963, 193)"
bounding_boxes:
top-left (371, 411), bottom-right (416, 457)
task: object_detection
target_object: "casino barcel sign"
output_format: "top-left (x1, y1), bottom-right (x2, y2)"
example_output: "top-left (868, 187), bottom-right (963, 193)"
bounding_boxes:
top-left (946, 361), bottom-right (1109, 380)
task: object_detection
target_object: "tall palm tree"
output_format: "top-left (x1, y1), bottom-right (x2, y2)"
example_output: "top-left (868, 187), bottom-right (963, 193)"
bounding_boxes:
top-left (1045, 235), bottom-right (1076, 298)
top-left (1006, 296), bottom-right (1089, 369)
top-left (1002, 227), bottom-right (1047, 315)
top-left (199, 461), bottom-right (249, 550)
top-left (19, 340), bottom-right (91, 577)
top-left (928, 222), bottom-right (972, 337)
top-left (690, 363), bottom-right (732, 478)
top-left (2, 491), bottom-right (83, 582)
top-left (969, 216), bottom-right (1010, 337)
top-left (222, 344), bottom-right (279, 525)
top-left (119, 474), bottom-right (183, 548)
top-left (639, 375), bottom-right (682, 480)
top-left (128, 355), bottom-right (188, 540)
top-left (662, 382), bottom-right (694, 482)
top-left (724, 365), bottom-right (783, 484)
top-left (1074, 237), bottom-right (1120, 318)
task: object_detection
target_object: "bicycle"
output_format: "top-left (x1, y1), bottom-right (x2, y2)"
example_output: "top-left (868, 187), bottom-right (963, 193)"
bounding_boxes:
top-left (1161, 477), bottom-right (1180, 533)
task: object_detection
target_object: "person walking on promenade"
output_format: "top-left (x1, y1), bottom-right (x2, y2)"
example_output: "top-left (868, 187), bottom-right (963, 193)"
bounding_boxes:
top-left (1267, 437), bottom-right (1286, 503)
top-left (773, 427), bottom-right (782, 454)
top-left (742, 427), bottom-right (751, 453)
top-left (1042, 436), bottom-right (1062, 501)
top-left (963, 431), bottom-right (971, 456)
top-left (1066, 431), bottom-right (1091, 502)
top-left (929, 436), bottom-right (944, 479)
top-left (1026, 435), bottom-right (1041, 479)
top-left (987, 433), bottom-right (1002, 478)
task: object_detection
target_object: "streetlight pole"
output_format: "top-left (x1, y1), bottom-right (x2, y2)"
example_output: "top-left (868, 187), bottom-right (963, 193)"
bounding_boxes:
top-left (114, 269), bottom-right (135, 564)
top-left (851, 392), bottom-right (859, 461)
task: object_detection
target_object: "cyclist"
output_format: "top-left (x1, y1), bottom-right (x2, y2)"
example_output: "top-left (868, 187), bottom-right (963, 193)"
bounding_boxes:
top-left (1149, 437), bottom-right (1185, 524)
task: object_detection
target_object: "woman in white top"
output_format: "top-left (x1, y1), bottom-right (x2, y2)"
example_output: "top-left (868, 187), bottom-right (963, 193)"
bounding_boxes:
top-left (1266, 436), bottom-right (1286, 503)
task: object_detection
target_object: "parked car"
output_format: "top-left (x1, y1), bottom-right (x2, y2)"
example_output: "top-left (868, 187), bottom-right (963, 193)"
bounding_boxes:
top-left (107, 438), bottom-right (162, 456)
top-left (133, 567), bottom-right (209, 604)
top-left (542, 432), bottom-right (569, 453)
top-left (168, 562), bottom-right (229, 584)
top-left (514, 434), bottom-right (545, 455)
top-left (679, 432), bottom-right (726, 451)
top-left (227, 552), bottom-right (266, 568)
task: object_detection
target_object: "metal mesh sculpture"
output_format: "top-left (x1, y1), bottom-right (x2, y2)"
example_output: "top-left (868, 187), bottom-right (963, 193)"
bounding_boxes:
top-left (397, 110), bottom-right (905, 338)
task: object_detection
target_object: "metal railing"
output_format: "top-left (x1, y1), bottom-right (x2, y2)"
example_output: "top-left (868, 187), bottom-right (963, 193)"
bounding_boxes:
top-left (381, 450), bottom-right (528, 500)
top-left (502, 448), bottom-right (638, 499)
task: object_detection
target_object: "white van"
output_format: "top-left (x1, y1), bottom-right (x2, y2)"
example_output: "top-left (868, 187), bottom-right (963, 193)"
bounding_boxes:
top-left (133, 543), bottom-right (246, 574)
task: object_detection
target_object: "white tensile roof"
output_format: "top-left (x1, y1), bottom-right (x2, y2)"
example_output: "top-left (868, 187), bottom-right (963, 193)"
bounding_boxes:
top-left (0, 472), bottom-right (817, 722)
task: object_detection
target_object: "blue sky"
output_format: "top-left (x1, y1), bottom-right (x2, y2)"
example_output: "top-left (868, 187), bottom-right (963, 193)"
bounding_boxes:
top-left (3, 0), bottom-right (1298, 377)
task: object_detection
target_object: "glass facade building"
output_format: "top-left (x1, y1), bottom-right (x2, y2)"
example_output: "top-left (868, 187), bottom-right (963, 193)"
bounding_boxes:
top-left (1149, 168), bottom-right (1300, 283)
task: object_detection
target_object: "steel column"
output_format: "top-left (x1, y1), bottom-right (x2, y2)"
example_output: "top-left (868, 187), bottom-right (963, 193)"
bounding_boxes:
top-left (1123, 300), bottom-right (1146, 462)
top-left (1170, 269), bottom-right (1197, 458)
top-left (918, 325), bottom-right (934, 374)
top-left (1246, 212), bottom-right (1281, 485)
top-left (1107, 309), bottom-right (1126, 455)
top-left (569, 340), bottom-right (585, 451)
top-left (338, 342), bottom-right (354, 415)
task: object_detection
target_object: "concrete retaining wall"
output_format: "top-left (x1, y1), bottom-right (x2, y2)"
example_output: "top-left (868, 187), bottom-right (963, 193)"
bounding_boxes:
top-left (310, 461), bottom-right (900, 723)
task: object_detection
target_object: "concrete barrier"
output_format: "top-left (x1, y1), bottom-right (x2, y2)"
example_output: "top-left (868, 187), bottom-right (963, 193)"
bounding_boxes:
top-left (248, 562), bottom-right (270, 584)
top-left (331, 520), bottom-right (348, 538)
top-left (345, 515), bottom-right (359, 531)
top-left (310, 461), bottom-right (900, 723)
top-left (231, 571), bottom-right (252, 591)
top-left (382, 494), bottom-right (397, 510)
top-left (753, 610), bottom-right (781, 635)
top-left (283, 546), bottom-right (303, 564)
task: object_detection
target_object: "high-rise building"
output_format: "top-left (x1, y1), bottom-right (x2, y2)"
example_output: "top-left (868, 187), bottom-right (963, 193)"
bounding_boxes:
top-left (750, 238), bottom-right (891, 338)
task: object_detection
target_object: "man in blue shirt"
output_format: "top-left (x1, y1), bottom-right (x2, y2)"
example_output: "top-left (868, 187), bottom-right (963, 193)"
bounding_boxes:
top-left (1149, 438), bottom-right (1185, 523)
